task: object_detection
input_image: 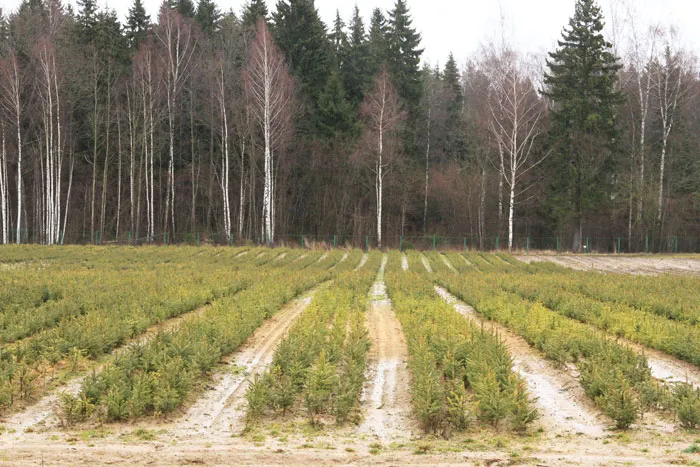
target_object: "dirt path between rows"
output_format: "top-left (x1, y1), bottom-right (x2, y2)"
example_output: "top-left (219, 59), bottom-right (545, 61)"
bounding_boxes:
top-left (176, 289), bottom-right (318, 437)
top-left (420, 254), bottom-right (433, 273)
top-left (3, 297), bottom-right (218, 436)
top-left (435, 286), bottom-right (607, 436)
top-left (330, 252), bottom-right (349, 270)
top-left (440, 254), bottom-right (458, 273)
top-left (401, 253), bottom-right (409, 271)
top-left (355, 253), bottom-right (369, 270)
top-left (359, 255), bottom-right (415, 442)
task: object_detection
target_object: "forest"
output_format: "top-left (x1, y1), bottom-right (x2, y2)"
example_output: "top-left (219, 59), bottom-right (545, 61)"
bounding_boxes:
top-left (0, 0), bottom-right (698, 251)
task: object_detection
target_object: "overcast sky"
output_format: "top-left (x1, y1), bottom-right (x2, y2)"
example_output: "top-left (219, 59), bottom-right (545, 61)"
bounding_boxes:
top-left (3, 0), bottom-right (700, 66)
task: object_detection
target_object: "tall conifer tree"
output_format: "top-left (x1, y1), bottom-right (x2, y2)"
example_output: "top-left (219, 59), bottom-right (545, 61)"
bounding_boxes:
top-left (543, 0), bottom-right (623, 247)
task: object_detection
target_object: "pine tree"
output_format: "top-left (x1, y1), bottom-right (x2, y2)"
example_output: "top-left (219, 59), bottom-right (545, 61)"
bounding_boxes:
top-left (386, 0), bottom-right (423, 113)
top-left (543, 0), bottom-right (623, 247)
top-left (195, 0), bottom-right (221, 35)
top-left (367, 8), bottom-right (388, 79)
top-left (343, 6), bottom-right (369, 106)
top-left (242, 0), bottom-right (268, 27)
top-left (126, 0), bottom-right (150, 49)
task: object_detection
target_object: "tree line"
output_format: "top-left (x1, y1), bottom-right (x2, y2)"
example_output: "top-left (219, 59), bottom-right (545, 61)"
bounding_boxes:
top-left (0, 0), bottom-right (698, 251)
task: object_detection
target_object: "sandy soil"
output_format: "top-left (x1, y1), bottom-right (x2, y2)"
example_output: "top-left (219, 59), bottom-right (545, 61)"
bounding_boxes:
top-left (330, 252), bottom-right (349, 270)
top-left (435, 286), bottom-right (607, 436)
top-left (3, 299), bottom-right (215, 435)
top-left (355, 253), bottom-right (369, 270)
top-left (440, 255), bottom-right (458, 273)
top-left (176, 291), bottom-right (317, 437)
top-left (401, 253), bottom-right (409, 271)
top-left (420, 254), bottom-right (433, 273)
top-left (520, 254), bottom-right (700, 276)
top-left (359, 255), bottom-right (415, 442)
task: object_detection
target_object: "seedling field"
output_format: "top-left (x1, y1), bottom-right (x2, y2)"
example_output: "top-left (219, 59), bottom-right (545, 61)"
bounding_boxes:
top-left (2, 246), bottom-right (700, 465)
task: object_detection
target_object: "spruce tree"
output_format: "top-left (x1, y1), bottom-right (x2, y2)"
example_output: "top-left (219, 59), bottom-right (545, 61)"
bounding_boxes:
top-left (126, 0), bottom-right (150, 49)
top-left (329, 10), bottom-right (347, 71)
top-left (76, 0), bottom-right (98, 43)
top-left (343, 6), bottom-right (369, 106)
top-left (543, 0), bottom-right (623, 246)
top-left (442, 53), bottom-right (464, 159)
top-left (367, 8), bottom-right (388, 79)
top-left (273, 0), bottom-right (332, 136)
top-left (386, 0), bottom-right (423, 113)
top-left (314, 71), bottom-right (357, 140)
top-left (195, 0), bottom-right (221, 35)
top-left (242, 0), bottom-right (268, 27)
top-left (175, 0), bottom-right (196, 18)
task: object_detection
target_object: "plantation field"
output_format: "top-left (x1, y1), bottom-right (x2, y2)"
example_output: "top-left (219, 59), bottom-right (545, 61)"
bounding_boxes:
top-left (2, 247), bottom-right (700, 465)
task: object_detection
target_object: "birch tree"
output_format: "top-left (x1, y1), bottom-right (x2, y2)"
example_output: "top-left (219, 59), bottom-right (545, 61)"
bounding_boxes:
top-left (651, 42), bottom-right (693, 224)
top-left (0, 52), bottom-right (23, 244)
top-left (244, 19), bottom-right (294, 245)
top-left (0, 122), bottom-right (7, 244)
top-left (485, 46), bottom-right (547, 250)
top-left (155, 5), bottom-right (196, 238)
top-left (360, 66), bottom-right (403, 249)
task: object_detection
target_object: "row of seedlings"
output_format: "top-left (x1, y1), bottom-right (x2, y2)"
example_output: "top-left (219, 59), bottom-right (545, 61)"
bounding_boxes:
top-left (385, 262), bottom-right (537, 436)
top-left (61, 253), bottom-right (334, 423)
top-left (439, 271), bottom-right (700, 429)
top-left (0, 249), bottom-right (275, 412)
top-left (246, 252), bottom-right (381, 426)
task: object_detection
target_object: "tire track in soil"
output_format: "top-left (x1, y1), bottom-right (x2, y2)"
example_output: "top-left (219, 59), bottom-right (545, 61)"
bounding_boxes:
top-left (3, 300), bottom-right (215, 436)
top-left (359, 255), bottom-right (415, 442)
top-left (401, 253), bottom-right (409, 271)
top-left (435, 286), bottom-right (607, 436)
top-left (176, 289), bottom-right (318, 437)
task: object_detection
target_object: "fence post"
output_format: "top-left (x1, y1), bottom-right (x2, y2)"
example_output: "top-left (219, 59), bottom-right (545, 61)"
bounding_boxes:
top-left (496, 236), bottom-right (499, 251)
top-left (433, 235), bottom-right (436, 250)
top-left (645, 235), bottom-right (649, 253)
top-left (463, 237), bottom-right (467, 252)
top-left (196, 232), bottom-right (200, 247)
top-left (526, 236), bottom-right (530, 255)
top-left (301, 234), bottom-right (305, 248)
top-left (365, 236), bottom-right (369, 253)
top-left (128, 231), bottom-right (132, 245)
top-left (400, 235), bottom-right (403, 252)
top-left (163, 232), bottom-right (167, 245)
top-left (617, 237), bottom-right (621, 254)
top-left (675, 236), bottom-right (678, 253)
top-left (556, 236), bottom-right (560, 253)
top-left (586, 237), bottom-right (590, 254)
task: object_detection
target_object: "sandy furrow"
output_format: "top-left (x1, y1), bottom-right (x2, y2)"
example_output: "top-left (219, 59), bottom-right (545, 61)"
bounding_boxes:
top-left (176, 291), bottom-right (317, 437)
top-left (440, 254), bottom-right (458, 273)
top-left (420, 254), bottom-right (433, 273)
top-left (355, 253), bottom-right (369, 270)
top-left (401, 253), bottom-right (409, 271)
top-left (435, 286), bottom-right (606, 436)
top-left (359, 255), bottom-right (414, 441)
top-left (4, 301), bottom-right (214, 435)
top-left (330, 252), bottom-right (349, 270)
top-left (313, 251), bottom-right (329, 265)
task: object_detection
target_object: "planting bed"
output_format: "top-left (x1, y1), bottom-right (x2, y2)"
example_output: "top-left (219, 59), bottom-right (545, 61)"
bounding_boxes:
top-left (2, 246), bottom-right (700, 465)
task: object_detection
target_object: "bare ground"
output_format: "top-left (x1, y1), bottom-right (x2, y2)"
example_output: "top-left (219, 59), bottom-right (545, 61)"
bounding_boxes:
top-left (434, 286), bottom-right (607, 436)
top-left (420, 254), bottom-right (433, 273)
top-left (359, 255), bottom-right (416, 442)
top-left (519, 254), bottom-right (700, 276)
top-left (355, 253), bottom-right (369, 270)
top-left (401, 253), bottom-right (409, 271)
top-left (440, 254), bottom-right (458, 273)
top-left (175, 290), bottom-right (318, 437)
top-left (329, 252), bottom-right (349, 270)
